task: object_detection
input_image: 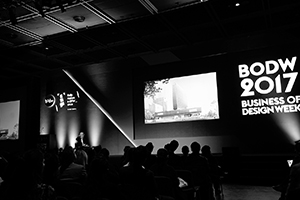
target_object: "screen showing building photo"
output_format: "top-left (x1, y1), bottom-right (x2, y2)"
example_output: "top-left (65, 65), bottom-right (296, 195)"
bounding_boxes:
top-left (0, 100), bottom-right (20, 140)
top-left (144, 72), bottom-right (219, 124)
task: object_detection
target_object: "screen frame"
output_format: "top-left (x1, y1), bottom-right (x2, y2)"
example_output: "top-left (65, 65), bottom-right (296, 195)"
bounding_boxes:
top-left (0, 100), bottom-right (20, 140)
top-left (143, 72), bottom-right (220, 124)
top-left (132, 56), bottom-right (231, 140)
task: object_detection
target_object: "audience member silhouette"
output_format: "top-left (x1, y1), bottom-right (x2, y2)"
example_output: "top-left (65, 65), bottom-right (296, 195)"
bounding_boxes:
top-left (185, 141), bottom-right (214, 200)
top-left (0, 158), bottom-right (4, 196)
top-left (182, 145), bottom-right (189, 156)
top-left (86, 144), bottom-right (101, 167)
top-left (99, 147), bottom-right (109, 159)
top-left (2, 147), bottom-right (45, 200)
top-left (150, 148), bottom-right (185, 200)
top-left (201, 145), bottom-right (222, 196)
top-left (43, 147), bottom-right (60, 187)
top-left (119, 145), bottom-right (132, 168)
top-left (179, 145), bottom-right (189, 168)
top-left (144, 142), bottom-right (157, 169)
top-left (119, 145), bottom-right (159, 200)
top-left (57, 145), bottom-right (87, 184)
top-left (167, 140), bottom-right (182, 170)
top-left (0, 151), bottom-right (8, 183)
top-left (74, 146), bottom-right (88, 169)
top-left (83, 147), bottom-right (120, 200)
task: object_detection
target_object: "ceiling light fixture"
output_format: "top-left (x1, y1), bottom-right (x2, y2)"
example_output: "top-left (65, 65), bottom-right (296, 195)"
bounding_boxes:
top-left (139, 0), bottom-right (158, 14)
top-left (45, 15), bottom-right (77, 32)
top-left (6, 24), bottom-right (43, 41)
top-left (82, 2), bottom-right (115, 24)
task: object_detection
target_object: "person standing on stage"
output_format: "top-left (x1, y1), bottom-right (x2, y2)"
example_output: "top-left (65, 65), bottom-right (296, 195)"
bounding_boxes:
top-left (75, 132), bottom-right (88, 148)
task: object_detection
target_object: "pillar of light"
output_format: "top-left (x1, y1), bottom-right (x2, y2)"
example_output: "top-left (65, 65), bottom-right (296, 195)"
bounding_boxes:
top-left (56, 111), bottom-right (67, 148)
top-left (40, 103), bottom-right (51, 135)
top-left (68, 113), bottom-right (80, 148)
top-left (63, 69), bottom-right (137, 147)
top-left (87, 109), bottom-right (103, 147)
top-left (273, 113), bottom-right (300, 143)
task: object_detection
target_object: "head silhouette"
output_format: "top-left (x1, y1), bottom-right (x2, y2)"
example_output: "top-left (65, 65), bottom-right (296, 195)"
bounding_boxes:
top-left (146, 142), bottom-right (154, 155)
top-left (190, 141), bottom-right (201, 154)
top-left (157, 148), bottom-right (168, 163)
top-left (169, 140), bottom-right (179, 153)
top-left (181, 145), bottom-right (189, 156)
top-left (132, 145), bottom-right (147, 166)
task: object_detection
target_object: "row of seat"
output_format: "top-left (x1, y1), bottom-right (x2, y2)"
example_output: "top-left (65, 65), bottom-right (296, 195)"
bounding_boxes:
top-left (54, 169), bottom-right (223, 200)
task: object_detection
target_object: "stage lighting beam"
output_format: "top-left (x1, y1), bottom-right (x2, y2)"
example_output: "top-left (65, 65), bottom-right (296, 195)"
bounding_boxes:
top-left (56, 111), bottom-right (67, 148)
top-left (273, 113), bottom-right (300, 143)
top-left (63, 69), bottom-right (137, 147)
top-left (87, 109), bottom-right (103, 147)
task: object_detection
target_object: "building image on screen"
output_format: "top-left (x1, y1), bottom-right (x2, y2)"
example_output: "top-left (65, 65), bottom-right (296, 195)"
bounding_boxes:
top-left (144, 72), bottom-right (219, 124)
top-left (0, 100), bottom-right (20, 140)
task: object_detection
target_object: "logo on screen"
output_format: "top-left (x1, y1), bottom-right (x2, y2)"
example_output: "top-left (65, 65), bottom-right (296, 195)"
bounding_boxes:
top-left (45, 94), bottom-right (56, 108)
top-left (238, 56), bottom-right (300, 115)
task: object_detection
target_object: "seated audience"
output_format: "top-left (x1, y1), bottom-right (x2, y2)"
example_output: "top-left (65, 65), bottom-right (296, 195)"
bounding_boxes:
top-left (144, 142), bottom-right (157, 169)
top-left (150, 148), bottom-right (185, 200)
top-left (119, 145), bottom-right (159, 200)
top-left (167, 140), bottom-right (182, 170)
top-left (83, 147), bottom-right (120, 200)
top-left (119, 145), bottom-right (132, 168)
top-left (0, 152), bottom-right (8, 183)
top-left (43, 148), bottom-right (60, 187)
top-left (2, 147), bottom-right (45, 200)
top-left (201, 145), bottom-right (222, 196)
top-left (179, 145), bottom-right (189, 168)
top-left (74, 146), bottom-right (88, 169)
top-left (185, 141), bottom-right (214, 200)
top-left (56, 145), bottom-right (87, 184)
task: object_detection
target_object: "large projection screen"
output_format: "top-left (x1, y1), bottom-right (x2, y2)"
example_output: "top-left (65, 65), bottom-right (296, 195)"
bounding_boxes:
top-left (144, 72), bottom-right (219, 124)
top-left (0, 100), bottom-right (20, 140)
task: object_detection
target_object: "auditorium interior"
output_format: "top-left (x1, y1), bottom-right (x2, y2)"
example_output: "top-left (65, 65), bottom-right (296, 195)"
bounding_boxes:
top-left (1, 0), bottom-right (300, 199)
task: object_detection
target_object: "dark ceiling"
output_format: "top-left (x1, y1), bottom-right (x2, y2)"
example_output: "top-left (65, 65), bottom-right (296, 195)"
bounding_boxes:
top-left (1, 0), bottom-right (300, 79)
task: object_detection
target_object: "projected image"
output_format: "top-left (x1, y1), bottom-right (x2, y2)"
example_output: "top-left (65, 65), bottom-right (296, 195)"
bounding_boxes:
top-left (0, 100), bottom-right (20, 140)
top-left (45, 91), bottom-right (80, 112)
top-left (144, 72), bottom-right (219, 124)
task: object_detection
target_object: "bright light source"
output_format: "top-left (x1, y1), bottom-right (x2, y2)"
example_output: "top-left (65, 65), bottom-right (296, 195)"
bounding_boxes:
top-left (56, 111), bottom-right (67, 148)
top-left (235, 3), bottom-right (240, 6)
top-left (87, 107), bottom-right (103, 147)
top-left (68, 113), bottom-right (80, 148)
top-left (273, 113), bottom-right (300, 143)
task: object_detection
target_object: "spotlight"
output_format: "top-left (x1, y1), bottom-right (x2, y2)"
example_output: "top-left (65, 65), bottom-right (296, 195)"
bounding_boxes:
top-left (73, 15), bottom-right (85, 22)
top-left (273, 113), bottom-right (300, 143)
